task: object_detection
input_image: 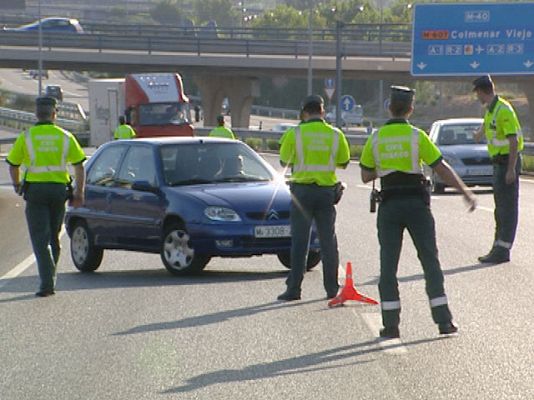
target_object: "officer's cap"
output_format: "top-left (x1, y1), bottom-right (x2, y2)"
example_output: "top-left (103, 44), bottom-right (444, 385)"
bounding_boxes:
top-left (301, 94), bottom-right (325, 110)
top-left (35, 96), bottom-right (58, 109)
top-left (472, 74), bottom-right (494, 91)
top-left (390, 85), bottom-right (415, 103)
top-left (216, 114), bottom-right (225, 122)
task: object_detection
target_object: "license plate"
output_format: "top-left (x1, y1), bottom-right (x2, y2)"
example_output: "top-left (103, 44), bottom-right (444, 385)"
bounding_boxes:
top-left (254, 225), bottom-right (291, 238)
top-left (467, 167), bottom-right (492, 176)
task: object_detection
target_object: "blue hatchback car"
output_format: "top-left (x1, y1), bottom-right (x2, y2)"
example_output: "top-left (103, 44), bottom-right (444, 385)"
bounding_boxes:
top-left (65, 137), bottom-right (321, 275)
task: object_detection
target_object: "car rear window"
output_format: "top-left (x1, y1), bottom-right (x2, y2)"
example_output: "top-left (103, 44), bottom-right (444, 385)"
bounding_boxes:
top-left (438, 124), bottom-right (486, 145)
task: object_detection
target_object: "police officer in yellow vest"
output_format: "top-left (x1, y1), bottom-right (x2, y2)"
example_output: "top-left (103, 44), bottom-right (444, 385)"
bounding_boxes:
top-left (277, 94), bottom-right (350, 301)
top-left (6, 96), bottom-right (86, 297)
top-left (113, 115), bottom-right (136, 140)
top-left (209, 115), bottom-right (236, 139)
top-left (472, 75), bottom-right (523, 264)
top-left (360, 86), bottom-right (477, 338)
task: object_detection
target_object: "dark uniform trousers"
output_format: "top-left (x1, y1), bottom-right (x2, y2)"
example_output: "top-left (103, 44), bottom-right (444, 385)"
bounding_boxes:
top-left (377, 195), bottom-right (452, 327)
top-left (24, 183), bottom-right (67, 292)
top-left (492, 156), bottom-right (521, 250)
top-left (286, 183), bottom-right (339, 297)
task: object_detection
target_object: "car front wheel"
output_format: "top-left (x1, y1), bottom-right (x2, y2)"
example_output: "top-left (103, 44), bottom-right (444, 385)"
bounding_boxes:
top-left (431, 174), bottom-right (446, 194)
top-left (70, 220), bottom-right (103, 272)
top-left (160, 223), bottom-right (210, 275)
top-left (277, 250), bottom-right (321, 271)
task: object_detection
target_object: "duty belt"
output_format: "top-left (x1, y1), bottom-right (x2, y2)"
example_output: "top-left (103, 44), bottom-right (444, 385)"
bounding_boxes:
top-left (380, 185), bottom-right (430, 205)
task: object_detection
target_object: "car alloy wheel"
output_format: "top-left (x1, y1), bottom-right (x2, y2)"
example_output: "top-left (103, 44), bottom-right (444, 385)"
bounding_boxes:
top-left (70, 221), bottom-right (103, 272)
top-left (160, 223), bottom-right (209, 275)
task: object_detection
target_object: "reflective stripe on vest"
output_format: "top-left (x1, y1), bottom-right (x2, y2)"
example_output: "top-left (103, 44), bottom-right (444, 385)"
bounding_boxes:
top-left (24, 128), bottom-right (70, 173)
top-left (381, 300), bottom-right (401, 311)
top-left (371, 127), bottom-right (420, 177)
top-left (294, 125), bottom-right (340, 172)
top-left (429, 295), bottom-right (448, 308)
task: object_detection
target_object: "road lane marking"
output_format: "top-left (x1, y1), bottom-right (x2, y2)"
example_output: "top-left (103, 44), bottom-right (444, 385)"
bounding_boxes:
top-left (0, 229), bottom-right (66, 289)
top-left (360, 312), bottom-right (408, 355)
top-left (0, 254), bottom-right (35, 289)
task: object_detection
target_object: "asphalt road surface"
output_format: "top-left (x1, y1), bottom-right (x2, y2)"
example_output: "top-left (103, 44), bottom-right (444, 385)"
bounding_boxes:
top-left (0, 155), bottom-right (533, 400)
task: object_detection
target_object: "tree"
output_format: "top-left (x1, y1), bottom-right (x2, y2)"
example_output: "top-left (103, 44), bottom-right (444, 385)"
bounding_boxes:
top-left (192, 0), bottom-right (240, 27)
top-left (251, 5), bottom-right (311, 31)
top-left (149, 0), bottom-right (185, 25)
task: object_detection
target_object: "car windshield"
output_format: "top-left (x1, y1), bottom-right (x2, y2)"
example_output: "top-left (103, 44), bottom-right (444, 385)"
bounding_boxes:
top-left (138, 102), bottom-right (189, 126)
top-left (160, 142), bottom-right (274, 186)
top-left (438, 123), bottom-right (486, 145)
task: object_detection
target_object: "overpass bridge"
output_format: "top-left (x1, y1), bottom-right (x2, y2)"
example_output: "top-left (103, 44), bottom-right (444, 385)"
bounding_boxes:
top-left (0, 24), bottom-right (532, 129)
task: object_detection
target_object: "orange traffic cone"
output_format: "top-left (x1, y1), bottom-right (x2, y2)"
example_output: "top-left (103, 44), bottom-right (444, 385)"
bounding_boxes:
top-left (328, 262), bottom-right (379, 307)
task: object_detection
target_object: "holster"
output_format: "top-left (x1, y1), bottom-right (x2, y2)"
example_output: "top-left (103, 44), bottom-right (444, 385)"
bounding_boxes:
top-left (334, 181), bottom-right (346, 204)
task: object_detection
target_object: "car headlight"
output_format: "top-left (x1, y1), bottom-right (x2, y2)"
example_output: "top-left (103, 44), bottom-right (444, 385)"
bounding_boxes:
top-left (204, 207), bottom-right (241, 222)
top-left (444, 155), bottom-right (463, 167)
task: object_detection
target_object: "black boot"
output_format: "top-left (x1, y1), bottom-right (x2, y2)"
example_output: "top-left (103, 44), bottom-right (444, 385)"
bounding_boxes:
top-left (438, 321), bottom-right (458, 335)
top-left (379, 326), bottom-right (400, 339)
top-left (478, 248), bottom-right (509, 264)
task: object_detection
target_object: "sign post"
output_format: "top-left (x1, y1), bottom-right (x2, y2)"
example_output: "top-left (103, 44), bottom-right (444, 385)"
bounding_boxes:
top-left (412, 3), bottom-right (534, 76)
top-left (324, 78), bottom-right (335, 102)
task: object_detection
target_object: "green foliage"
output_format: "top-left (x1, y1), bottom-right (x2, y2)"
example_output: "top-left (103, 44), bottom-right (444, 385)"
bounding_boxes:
top-left (251, 5), bottom-right (308, 30)
top-left (267, 139), bottom-right (280, 151)
top-left (149, 0), bottom-right (184, 25)
top-left (522, 155), bottom-right (534, 172)
top-left (350, 144), bottom-right (363, 159)
top-left (244, 138), bottom-right (262, 150)
top-left (193, 0), bottom-right (240, 26)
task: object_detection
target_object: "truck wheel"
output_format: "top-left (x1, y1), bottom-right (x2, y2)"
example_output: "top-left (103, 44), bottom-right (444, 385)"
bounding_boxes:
top-left (277, 250), bottom-right (321, 271)
top-left (70, 221), bottom-right (103, 272)
top-left (160, 223), bottom-right (209, 275)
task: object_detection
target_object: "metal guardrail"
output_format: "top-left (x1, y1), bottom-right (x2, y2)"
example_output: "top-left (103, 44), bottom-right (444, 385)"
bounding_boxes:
top-left (0, 106), bottom-right (89, 140)
top-left (2, 111), bottom-right (533, 157)
top-left (0, 27), bottom-right (411, 58)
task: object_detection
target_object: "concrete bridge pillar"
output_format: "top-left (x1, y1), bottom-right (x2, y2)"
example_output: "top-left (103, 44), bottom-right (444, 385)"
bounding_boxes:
top-left (192, 75), bottom-right (226, 128)
top-left (193, 74), bottom-right (259, 128)
top-left (226, 77), bottom-right (260, 128)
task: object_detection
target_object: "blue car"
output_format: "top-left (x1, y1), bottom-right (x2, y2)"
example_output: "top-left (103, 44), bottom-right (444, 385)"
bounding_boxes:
top-left (3, 17), bottom-right (84, 33)
top-left (65, 137), bottom-right (321, 275)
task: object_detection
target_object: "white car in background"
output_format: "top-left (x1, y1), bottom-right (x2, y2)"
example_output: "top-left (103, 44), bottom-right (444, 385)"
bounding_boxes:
top-left (271, 122), bottom-right (297, 133)
top-left (325, 105), bottom-right (364, 126)
top-left (426, 118), bottom-right (492, 193)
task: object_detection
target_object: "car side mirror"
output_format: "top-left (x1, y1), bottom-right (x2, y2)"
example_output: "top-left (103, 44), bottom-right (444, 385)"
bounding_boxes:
top-left (132, 180), bottom-right (159, 193)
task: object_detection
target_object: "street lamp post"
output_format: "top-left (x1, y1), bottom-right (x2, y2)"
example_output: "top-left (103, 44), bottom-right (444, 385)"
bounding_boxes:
top-left (335, 20), bottom-right (343, 128)
top-left (38, 0), bottom-right (43, 96)
top-left (307, 8), bottom-right (313, 96)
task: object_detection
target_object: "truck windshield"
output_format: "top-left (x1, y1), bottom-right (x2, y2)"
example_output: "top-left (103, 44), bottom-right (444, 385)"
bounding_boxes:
top-left (138, 102), bottom-right (188, 126)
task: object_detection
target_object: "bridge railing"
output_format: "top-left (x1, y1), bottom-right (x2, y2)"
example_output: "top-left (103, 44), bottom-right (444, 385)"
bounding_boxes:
top-left (0, 24), bottom-right (412, 58)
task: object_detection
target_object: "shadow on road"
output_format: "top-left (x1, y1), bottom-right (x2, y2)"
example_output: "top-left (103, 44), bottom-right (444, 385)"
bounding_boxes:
top-left (113, 298), bottom-right (324, 336)
top-left (162, 336), bottom-right (446, 394)
top-left (0, 267), bottom-right (289, 302)
top-left (361, 262), bottom-right (504, 286)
